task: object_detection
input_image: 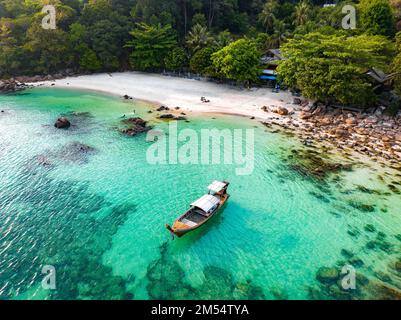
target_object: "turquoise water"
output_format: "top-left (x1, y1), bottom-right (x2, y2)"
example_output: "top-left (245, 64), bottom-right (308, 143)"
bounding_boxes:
top-left (0, 88), bottom-right (400, 300)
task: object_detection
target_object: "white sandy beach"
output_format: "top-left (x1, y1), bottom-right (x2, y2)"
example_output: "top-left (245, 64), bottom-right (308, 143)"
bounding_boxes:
top-left (39, 72), bottom-right (294, 119)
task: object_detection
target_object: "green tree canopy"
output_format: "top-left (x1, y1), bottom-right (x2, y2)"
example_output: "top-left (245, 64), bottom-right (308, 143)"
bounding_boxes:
top-left (126, 23), bottom-right (177, 71)
top-left (186, 24), bottom-right (214, 53)
top-left (359, 0), bottom-right (395, 37)
top-left (258, 0), bottom-right (279, 33)
top-left (211, 39), bottom-right (260, 84)
top-left (164, 47), bottom-right (188, 71)
top-left (189, 47), bottom-right (216, 75)
top-left (294, 0), bottom-right (312, 27)
top-left (80, 49), bottom-right (102, 72)
top-left (278, 32), bottom-right (396, 106)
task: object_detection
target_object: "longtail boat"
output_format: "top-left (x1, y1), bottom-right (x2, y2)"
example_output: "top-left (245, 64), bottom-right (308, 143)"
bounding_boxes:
top-left (166, 181), bottom-right (230, 238)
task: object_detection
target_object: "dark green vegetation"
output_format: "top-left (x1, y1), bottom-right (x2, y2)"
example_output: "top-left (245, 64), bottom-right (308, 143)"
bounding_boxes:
top-left (0, 0), bottom-right (400, 106)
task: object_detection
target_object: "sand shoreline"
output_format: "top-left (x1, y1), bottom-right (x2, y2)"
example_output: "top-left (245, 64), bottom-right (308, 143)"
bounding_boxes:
top-left (34, 71), bottom-right (294, 121)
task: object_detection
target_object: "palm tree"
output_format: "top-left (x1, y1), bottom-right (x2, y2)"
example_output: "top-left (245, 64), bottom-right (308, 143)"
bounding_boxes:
top-left (258, 0), bottom-right (279, 32)
top-left (268, 19), bottom-right (290, 48)
top-left (214, 30), bottom-right (233, 49)
top-left (294, 0), bottom-right (312, 27)
top-left (186, 24), bottom-right (214, 53)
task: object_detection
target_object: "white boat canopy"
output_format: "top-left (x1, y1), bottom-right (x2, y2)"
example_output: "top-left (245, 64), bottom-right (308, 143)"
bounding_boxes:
top-left (191, 195), bottom-right (220, 213)
top-left (208, 181), bottom-right (226, 193)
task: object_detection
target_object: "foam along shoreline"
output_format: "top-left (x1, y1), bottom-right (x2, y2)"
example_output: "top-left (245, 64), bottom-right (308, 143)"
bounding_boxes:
top-left (33, 72), bottom-right (401, 166)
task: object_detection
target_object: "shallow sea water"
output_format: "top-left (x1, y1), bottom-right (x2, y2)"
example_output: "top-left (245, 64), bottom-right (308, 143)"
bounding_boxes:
top-left (0, 88), bottom-right (400, 300)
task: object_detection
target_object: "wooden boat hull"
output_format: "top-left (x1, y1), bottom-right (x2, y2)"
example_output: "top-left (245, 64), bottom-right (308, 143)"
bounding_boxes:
top-left (167, 194), bottom-right (229, 238)
top-left (166, 224), bottom-right (193, 238)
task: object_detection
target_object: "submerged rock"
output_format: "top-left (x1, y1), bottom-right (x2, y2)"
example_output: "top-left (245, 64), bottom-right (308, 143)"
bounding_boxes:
top-left (349, 258), bottom-right (364, 268)
top-left (287, 149), bottom-right (352, 181)
top-left (349, 201), bottom-right (376, 213)
top-left (68, 111), bottom-right (94, 118)
top-left (36, 155), bottom-right (52, 167)
top-left (55, 117), bottom-right (71, 129)
top-left (374, 271), bottom-right (392, 283)
top-left (366, 280), bottom-right (401, 300)
top-left (394, 260), bottom-right (401, 273)
top-left (55, 142), bottom-right (97, 164)
top-left (364, 224), bottom-right (376, 233)
top-left (316, 267), bottom-right (340, 284)
top-left (341, 249), bottom-right (354, 259)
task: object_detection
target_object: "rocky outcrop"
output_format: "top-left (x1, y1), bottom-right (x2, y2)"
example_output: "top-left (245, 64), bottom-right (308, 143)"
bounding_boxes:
top-left (299, 111), bottom-right (313, 120)
top-left (157, 106), bottom-right (170, 112)
top-left (0, 79), bottom-right (28, 93)
top-left (262, 99), bottom-right (401, 166)
top-left (293, 98), bottom-right (302, 105)
top-left (121, 117), bottom-right (152, 136)
top-left (158, 114), bottom-right (187, 121)
top-left (262, 106), bottom-right (290, 116)
top-left (272, 107), bottom-right (289, 116)
top-left (55, 117), bottom-right (71, 129)
top-left (158, 114), bottom-right (175, 119)
top-left (14, 70), bottom-right (74, 84)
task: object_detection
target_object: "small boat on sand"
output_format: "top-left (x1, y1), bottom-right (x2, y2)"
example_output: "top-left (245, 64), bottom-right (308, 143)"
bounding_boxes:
top-left (166, 181), bottom-right (230, 238)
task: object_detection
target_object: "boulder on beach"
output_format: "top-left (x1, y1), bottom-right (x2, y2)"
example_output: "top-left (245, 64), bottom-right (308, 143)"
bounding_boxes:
top-left (299, 111), bottom-right (313, 120)
top-left (293, 98), bottom-right (302, 105)
top-left (55, 117), bottom-right (71, 129)
top-left (0, 79), bottom-right (27, 93)
top-left (272, 107), bottom-right (289, 116)
top-left (336, 129), bottom-right (349, 138)
top-left (345, 118), bottom-right (357, 126)
top-left (316, 267), bottom-right (340, 284)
